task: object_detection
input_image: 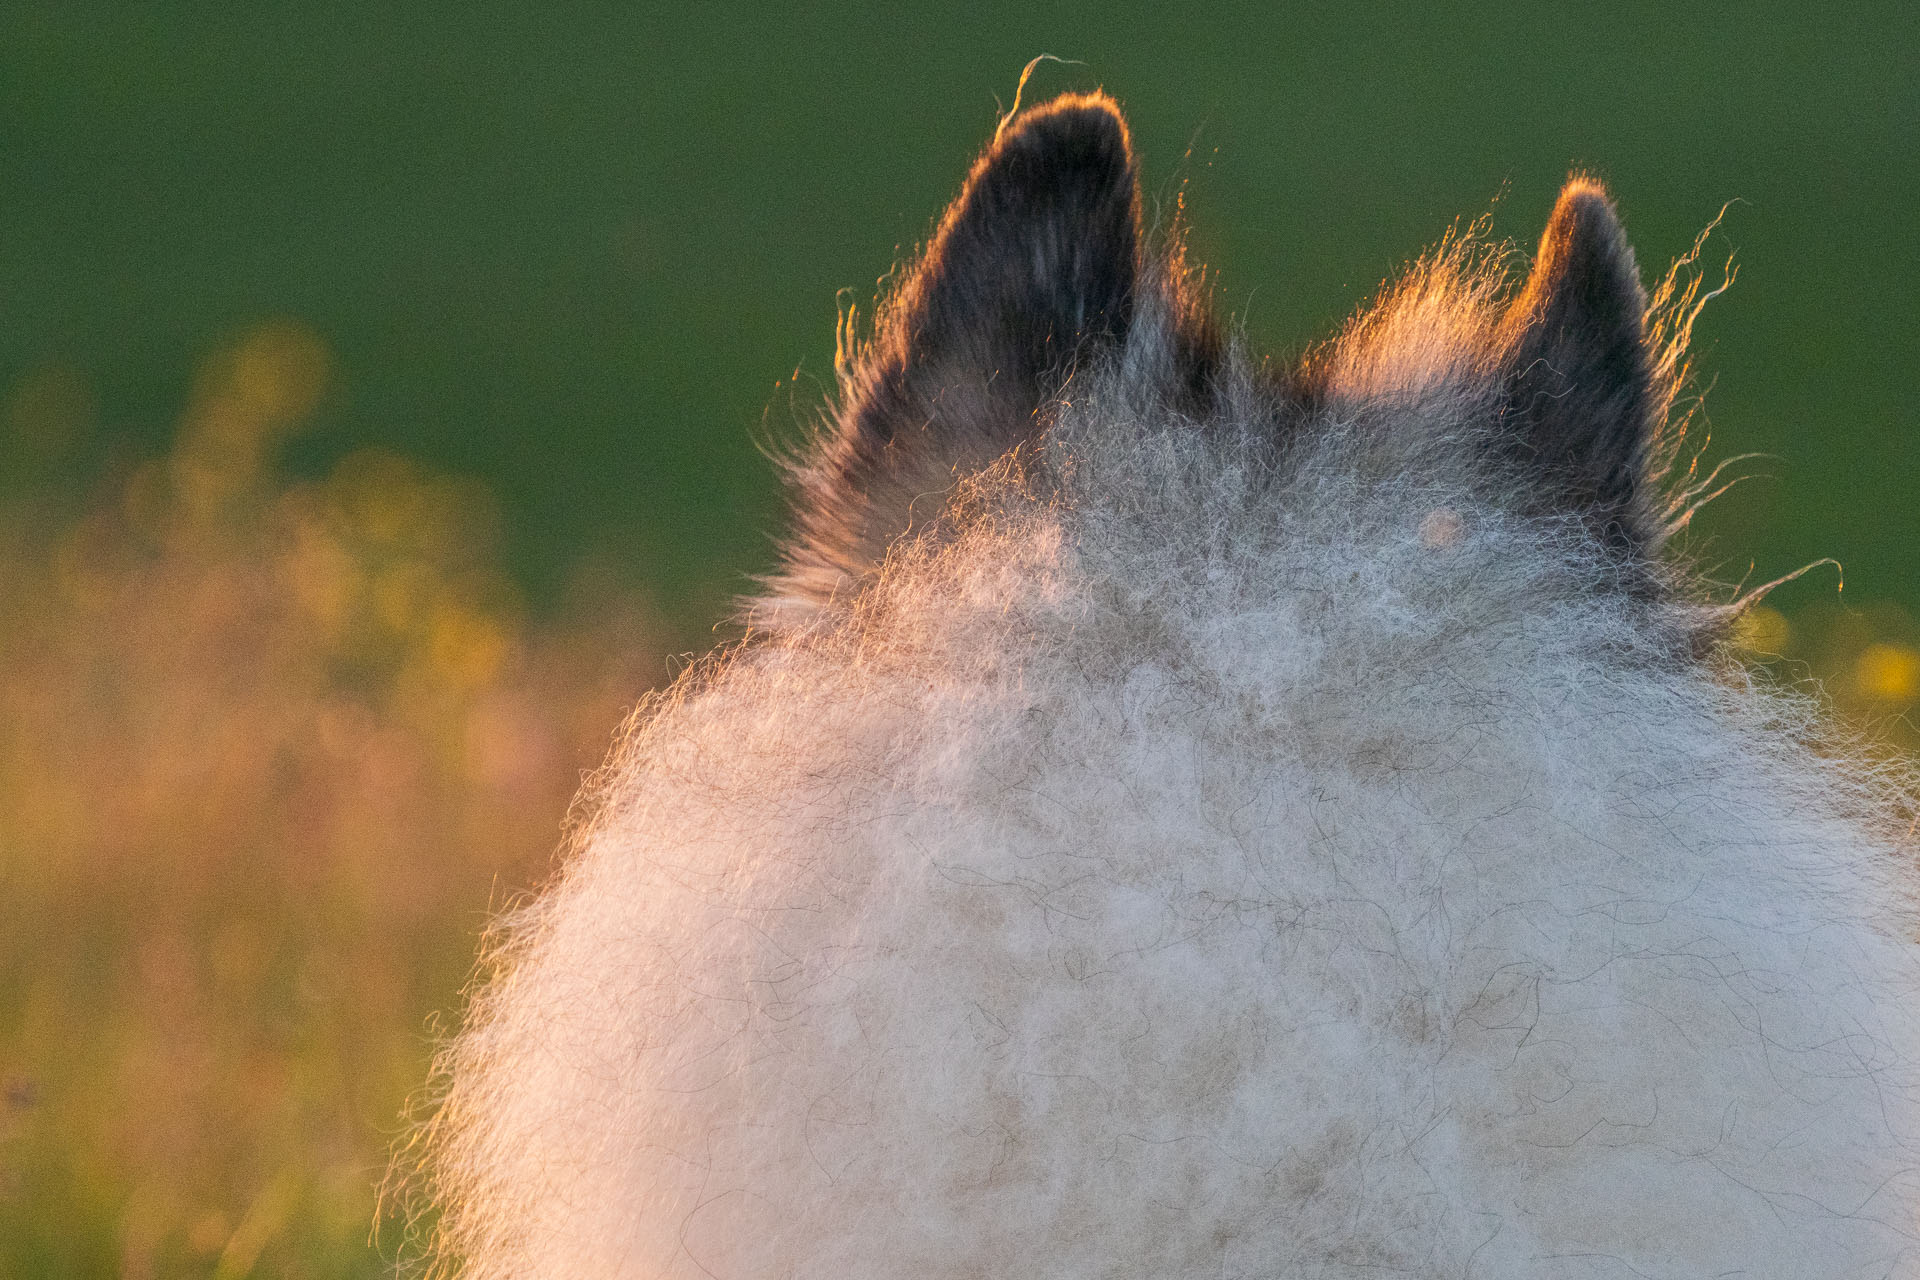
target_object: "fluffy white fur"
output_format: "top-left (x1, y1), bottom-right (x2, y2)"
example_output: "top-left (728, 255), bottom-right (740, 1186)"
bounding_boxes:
top-left (414, 236), bottom-right (1920, 1278)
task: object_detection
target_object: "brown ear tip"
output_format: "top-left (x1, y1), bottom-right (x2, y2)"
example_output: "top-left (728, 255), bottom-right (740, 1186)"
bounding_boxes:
top-left (994, 92), bottom-right (1132, 162)
top-left (1556, 174), bottom-right (1615, 208)
top-left (1524, 176), bottom-right (1642, 318)
top-left (1545, 178), bottom-right (1630, 254)
top-left (1011, 90), bottom-right (1126, 127)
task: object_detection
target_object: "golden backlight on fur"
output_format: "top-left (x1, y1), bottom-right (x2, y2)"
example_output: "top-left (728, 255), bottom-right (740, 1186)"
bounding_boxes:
top-left (413, 94), bottom-right (1920, 1279)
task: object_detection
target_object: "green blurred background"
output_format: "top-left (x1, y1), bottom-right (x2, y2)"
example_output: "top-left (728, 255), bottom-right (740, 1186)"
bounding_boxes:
top-left (1, 4), bottom-right (1914, 1276)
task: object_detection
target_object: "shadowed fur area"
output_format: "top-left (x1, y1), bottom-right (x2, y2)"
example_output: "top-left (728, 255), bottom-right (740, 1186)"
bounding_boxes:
top-left (410, 93), bottom-right (1920, 1278)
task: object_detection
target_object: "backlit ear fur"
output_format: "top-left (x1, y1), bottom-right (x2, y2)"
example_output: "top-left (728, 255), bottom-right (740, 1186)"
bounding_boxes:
top-left (759, 94), bottom-right (1152, 624)
top-left (1497, 179), bottom-right (1659, 553)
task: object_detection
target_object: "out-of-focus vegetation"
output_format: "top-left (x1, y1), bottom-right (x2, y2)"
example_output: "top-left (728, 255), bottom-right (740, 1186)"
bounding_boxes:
top-left (0, 5), bottom-right (1912, 1276)
top-left (1733, 603), bottom-right (1920, 758)
top-left (0, 326), bottom-right (1912, 1278)
top-left (0, 325), bottom-right (661, 1276)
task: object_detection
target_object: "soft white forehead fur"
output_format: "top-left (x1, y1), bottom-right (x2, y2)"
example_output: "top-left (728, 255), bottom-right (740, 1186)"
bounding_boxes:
top-left (414, 255), bottom-right (1920, 1278)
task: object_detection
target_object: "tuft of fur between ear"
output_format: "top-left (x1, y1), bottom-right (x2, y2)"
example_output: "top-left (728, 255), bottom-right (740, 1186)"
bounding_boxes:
top-left (1499, 179), bottom-right (1658, 554)
top-left (761, 94), bottom-right (1145, 623)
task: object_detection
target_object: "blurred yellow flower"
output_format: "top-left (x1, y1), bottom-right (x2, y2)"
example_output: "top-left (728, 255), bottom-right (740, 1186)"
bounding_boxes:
top-left (1855, 642), bottom-right (1920, 704)
top-left (170, 320), bottom-right (334, 522)
top-left (1731, 604), bottom-right (1793, 655)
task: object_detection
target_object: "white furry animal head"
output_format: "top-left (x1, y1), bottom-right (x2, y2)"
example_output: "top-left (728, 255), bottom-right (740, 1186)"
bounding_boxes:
top-left (411, 94), bottom-right (1920, 1278)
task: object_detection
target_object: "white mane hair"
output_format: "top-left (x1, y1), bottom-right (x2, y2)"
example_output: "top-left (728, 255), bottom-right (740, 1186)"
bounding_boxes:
top-left (407, 94), bottom-right (1920, 1278)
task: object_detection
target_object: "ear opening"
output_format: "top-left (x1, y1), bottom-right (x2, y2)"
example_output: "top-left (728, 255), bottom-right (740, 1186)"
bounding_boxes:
top-left (1498, 178), bottom-right (1659, 555)
top-left (760, 93), bottom-right (1150, 621)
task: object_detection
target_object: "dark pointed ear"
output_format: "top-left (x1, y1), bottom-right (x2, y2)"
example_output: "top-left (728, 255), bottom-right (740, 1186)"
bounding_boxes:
top-left (1499, 179), bottom-right (1659, 553)
top-left (766, 93), bottom-right (1146, 617)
